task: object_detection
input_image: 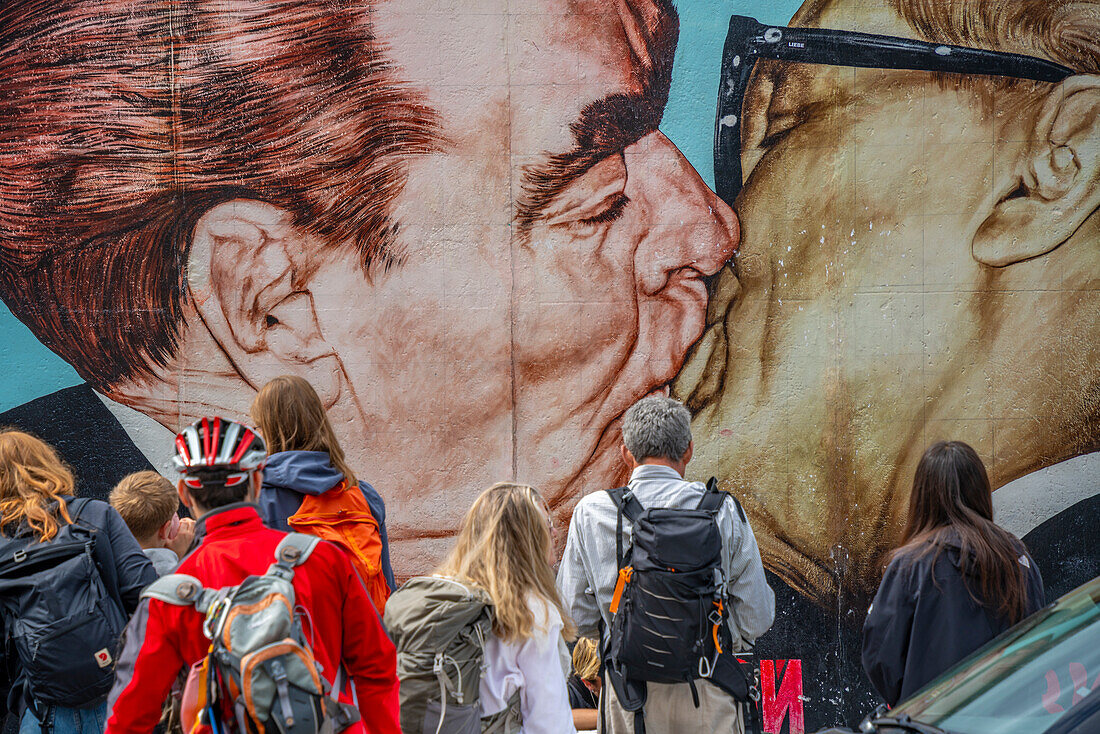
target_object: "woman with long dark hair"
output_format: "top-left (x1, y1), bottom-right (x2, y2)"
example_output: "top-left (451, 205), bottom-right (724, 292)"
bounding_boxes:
top-left (862, 440), bottom-right (1045, 705)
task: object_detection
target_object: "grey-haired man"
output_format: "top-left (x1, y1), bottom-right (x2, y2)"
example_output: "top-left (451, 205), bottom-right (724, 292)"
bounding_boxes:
top-left (557, 395), bottom-right (775, 734)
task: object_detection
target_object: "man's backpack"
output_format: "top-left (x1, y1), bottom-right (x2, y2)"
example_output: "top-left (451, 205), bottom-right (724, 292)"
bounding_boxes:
top-left (383, 576), bottom-right (521, 734)
top-left (288, 480), bottom-right (390, 614)
top-left (0, 498), bottom-right (128, 711)
top-left (142, 533), bottom-right (360, 734)
top-left (604, 479), bottom-right (761, 734)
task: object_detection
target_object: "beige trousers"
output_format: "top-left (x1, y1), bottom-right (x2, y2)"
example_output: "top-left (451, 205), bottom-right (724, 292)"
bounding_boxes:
top-left (598, 676), bottom-right (744, 734)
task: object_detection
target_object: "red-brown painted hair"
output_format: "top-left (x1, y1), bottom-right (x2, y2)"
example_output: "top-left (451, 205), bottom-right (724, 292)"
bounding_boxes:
top-left (0, 0), bottom-right (436, 389)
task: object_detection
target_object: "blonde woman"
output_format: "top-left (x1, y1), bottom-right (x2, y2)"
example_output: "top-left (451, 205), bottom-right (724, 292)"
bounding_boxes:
top-left (440, 482), bottom-right (578, 734)
top-left (0, 430), bottom-right (155, 734)
top-left (569, 637), bottom-right (601, 731)
top-left (250, 375), bottom-right (395, 597)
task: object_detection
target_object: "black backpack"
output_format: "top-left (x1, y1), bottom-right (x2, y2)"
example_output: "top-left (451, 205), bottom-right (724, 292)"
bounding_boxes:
top-left (603, 479), bottom-right (761, 734)
top-left (0, 499), bottom-right (128, 713)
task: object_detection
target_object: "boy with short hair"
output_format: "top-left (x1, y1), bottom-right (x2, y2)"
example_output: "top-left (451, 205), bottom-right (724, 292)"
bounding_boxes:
top-left (109, 470), bottom-right (195, 575)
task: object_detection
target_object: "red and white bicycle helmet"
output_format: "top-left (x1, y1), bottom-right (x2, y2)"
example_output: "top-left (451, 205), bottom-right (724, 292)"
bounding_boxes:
top-left (173, 417), bottom-right (266, 489)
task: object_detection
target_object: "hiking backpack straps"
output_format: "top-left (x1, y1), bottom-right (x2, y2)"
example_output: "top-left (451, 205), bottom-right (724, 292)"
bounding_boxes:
top-left (383, 575), bottom-right (521, 734)
top-left (604, 478), bottom-right (742, 734)
top-left (141, 533), bottom-right (360, 734)
top-left (696, 482), bottom-right (764, 734)
top-left (0, 497), bottom-right (129, 721)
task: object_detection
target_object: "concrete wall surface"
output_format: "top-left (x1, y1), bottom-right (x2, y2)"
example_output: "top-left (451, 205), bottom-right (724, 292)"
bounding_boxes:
top-left (1, 1), bottom-right (1096, 730)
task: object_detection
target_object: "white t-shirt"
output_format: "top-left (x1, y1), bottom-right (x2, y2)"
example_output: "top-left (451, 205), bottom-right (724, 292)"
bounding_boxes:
top-left (479, 594), bottom-right (577, 734)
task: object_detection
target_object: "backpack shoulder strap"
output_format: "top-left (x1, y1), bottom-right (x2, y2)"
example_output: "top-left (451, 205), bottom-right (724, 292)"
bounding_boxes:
top-left (696, 477), bottom-right (729, 513)
top-left (65, 497), bottom-right (94, 520)
top-left (729, 495), bottom-right (747, 524)
top-left (63, 497), bottom-right (98, 532)
top-left (605, 487), bottom-right (643, 570)
top-left (141, 573), bottom-right (213, 611)
top-left (273, 533), bottom-right (322, 569)
top-left (696, 477), bottom-right (748, 523)
top-left (605, 487), bottom-right (644, 523)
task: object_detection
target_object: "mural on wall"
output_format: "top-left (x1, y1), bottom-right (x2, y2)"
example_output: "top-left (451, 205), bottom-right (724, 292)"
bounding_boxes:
top-left (1, 0), bottom-right (740, 573)
top-left (676, 2), bottom-right (1100, 728)
top-left (1, 0), bottom-right (1097, 731)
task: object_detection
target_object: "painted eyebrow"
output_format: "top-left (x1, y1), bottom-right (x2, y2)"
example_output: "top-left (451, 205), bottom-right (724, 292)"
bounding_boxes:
top-left (514, 92), bottom-right (663, 235)
top-left (513, 0), bottom-right (680, 234)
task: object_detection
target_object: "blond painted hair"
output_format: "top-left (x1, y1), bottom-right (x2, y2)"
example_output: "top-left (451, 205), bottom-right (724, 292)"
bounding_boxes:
top-left (250, 376), bottom-right (357, 486)
top-left (440, 482), bottom-right (576, 644)
top-left (572, 637), bottom-right (600, 682)
top-left (888, 0), bottom-right (1100, 76)
top-left (110, 471), bottom-right (178, 542)
top-left (0, 430), bottom-right (74, 542)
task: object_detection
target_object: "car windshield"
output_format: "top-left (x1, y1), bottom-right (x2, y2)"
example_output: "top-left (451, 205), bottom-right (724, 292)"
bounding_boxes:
top-left (891, 578), bottom-right (1100, 734)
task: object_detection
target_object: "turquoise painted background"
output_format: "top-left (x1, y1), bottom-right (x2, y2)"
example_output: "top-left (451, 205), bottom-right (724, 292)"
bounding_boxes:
top-left (0, 0), bottom-right (802, 412)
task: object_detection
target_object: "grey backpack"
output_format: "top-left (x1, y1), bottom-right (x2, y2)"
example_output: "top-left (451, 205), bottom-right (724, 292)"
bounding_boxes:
top-left (142, 534), bottom-right (359, 734)
top-left (383, 576), bottom-right (521, 734)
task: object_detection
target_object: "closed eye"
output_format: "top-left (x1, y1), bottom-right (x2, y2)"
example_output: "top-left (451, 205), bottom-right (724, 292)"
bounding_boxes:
top-left (577, 193), bottom-right (629, 227)
top-left (541, 154), bottom-right (629, 231)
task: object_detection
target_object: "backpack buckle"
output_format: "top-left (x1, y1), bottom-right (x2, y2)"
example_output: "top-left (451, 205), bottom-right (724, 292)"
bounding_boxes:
top-left (12, 550), bottom-right (26, 563)
top-left (698, 654), bottom-right (715, 679)
top-left (708, 608), bottom-right (723, 626)
top-left (279, 545), bottom-right (303, 564)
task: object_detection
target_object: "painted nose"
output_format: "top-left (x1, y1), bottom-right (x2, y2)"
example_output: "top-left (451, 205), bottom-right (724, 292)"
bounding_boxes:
top-left (629, 133), bottom-right (740, 297)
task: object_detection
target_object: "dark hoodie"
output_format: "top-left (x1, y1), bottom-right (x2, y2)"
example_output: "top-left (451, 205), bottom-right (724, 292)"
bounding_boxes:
top-left (861, 531), bottom-right (1045, 706)
top-left (258, 451), bottom-right (396, 593)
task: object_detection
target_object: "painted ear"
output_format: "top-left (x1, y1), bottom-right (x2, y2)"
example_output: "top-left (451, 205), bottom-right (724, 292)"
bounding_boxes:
top-left (973, 76), bottom-right (1100, 266)
top-left (188, 199), bottom-right (343, 403)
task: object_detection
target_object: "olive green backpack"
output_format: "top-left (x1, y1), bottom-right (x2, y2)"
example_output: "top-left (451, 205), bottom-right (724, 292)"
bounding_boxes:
top-left (383, 576), bottom-right (521, 734)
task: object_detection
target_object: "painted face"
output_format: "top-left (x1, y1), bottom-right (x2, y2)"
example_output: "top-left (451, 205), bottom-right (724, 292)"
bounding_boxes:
top-left (681, 1), bottom-right (1098, 604)
top-left (301, 0), bottom-right (738, 570)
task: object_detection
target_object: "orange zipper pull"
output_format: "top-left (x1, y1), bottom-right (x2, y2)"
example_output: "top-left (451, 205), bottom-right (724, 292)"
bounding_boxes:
top-left (609, 566), bottom-right (633, 614)
top-left (712, 599), bottom-right (725, 654)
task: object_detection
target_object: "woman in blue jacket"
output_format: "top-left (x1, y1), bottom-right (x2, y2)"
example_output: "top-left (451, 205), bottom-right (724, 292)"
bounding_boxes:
top-left (249, 375), bottom-right (396, 594)
top-left (862, 441), bottom-right (1045, 706)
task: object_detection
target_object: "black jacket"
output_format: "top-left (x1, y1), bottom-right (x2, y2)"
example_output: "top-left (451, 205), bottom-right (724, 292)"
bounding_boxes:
top-left (861, 533), bottom-right (1045, 706)
top-left (0, 497), bottom-right (157, 713)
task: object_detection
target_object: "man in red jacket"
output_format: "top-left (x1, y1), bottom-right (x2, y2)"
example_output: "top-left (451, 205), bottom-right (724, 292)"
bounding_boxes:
top-left (106, 417), bottom-right (400, 734)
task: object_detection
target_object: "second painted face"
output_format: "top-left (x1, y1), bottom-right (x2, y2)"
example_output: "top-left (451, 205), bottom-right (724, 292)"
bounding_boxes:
top-left (680, 0), bottom-right (1099, 603)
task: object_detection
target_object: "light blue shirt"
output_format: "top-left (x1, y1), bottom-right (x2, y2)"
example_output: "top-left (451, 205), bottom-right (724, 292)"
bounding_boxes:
top-left (556, 464), bottom-right (775, 650)
top-left (143, 546), bottom-right (179, 577)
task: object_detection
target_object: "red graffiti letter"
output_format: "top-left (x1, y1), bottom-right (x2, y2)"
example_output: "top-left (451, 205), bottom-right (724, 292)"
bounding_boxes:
top-left (761, 659), bottom-right (805, 734)
top-left (1043, 670), bottom-right (1064, 714)
top-left (1068, 663), bottom-right (1100, 706)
